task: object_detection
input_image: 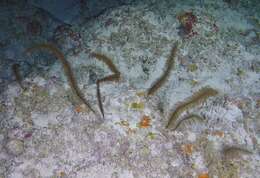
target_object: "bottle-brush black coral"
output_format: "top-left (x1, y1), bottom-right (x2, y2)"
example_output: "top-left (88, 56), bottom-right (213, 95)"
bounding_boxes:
top-left (25, 43), bottom-right (96, 114)
top-left (147, 42), bottom-right (178, 96)
top-left (171, 114), bottom-right (204, 131)
top-left (96, 81), bottom-right (104, 118)
top-left (222, 146), bottom-right (253, 160)
top-left (166, 87), bottom-right (218, 129)
top-left (91, 52), bottom-right (121, 118)
top-left (12, 63), bottom-right (25, 90)
top-left (91, 52), bottom-right (120, 76)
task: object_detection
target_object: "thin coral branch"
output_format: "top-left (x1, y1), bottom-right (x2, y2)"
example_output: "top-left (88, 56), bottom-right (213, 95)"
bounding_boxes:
top-left (91, 52), bottom-right (121, 118)
top-left (147, 42), bottom-right (178, 96)
top-left (12, 63), bottom-right (25, 90)
top-left (96, 81), bottom-right (104, 118)
top-left (91, 52), bottom-right (120, 75)
top-left (26, 43), bottom-right (96, 114)
top-left (222, 145), bottom-right (253, 163)
top-left (222, 146), bottom-right (253, 159)
top-left (98, 74), bottom-right (120, 83)
top-left (166, 87), bottom-right (218, 129)
top-left (172, 114), bottom-right (204, 131)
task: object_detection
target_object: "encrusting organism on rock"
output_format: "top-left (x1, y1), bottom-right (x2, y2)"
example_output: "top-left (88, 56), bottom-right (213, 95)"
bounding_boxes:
top-left (166, 87), bottom-right (218, 129)
top-left (25, 43), bottom-right (96, 114)
top-left (91, 52), bottom-right (121, 118)
top-left (147, 42), bottom-right (179, 96)
top-left (177, 11), bottom-right (197, 37)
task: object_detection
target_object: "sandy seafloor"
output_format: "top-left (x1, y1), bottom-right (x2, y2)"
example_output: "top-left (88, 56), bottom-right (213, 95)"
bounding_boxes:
top-left (0, 0), bottom-right (260, 177)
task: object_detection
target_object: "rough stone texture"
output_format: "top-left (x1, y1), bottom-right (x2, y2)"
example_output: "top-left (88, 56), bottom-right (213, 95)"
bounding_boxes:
top-left (0, 0), bottom-right (259, 177)
top-left (5, 139), bottom-right (25, 156)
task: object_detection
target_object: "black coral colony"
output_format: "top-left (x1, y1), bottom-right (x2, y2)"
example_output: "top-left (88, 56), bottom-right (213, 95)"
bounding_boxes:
top-left (25, 42), bottom-right (219, 130)
top-left (91, 52), bottom-right (121, 118)
top-left (147, 42), bottom-right (178, 96)
top-left (166, 87), bottom-right (218, 129)
top-left (26, 43), bottom-right (96, 113)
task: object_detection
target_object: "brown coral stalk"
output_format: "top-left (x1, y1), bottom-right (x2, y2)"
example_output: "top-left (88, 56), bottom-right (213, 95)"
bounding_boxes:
top-left (222, 146), bottom-right (253, 159)
top-left (26, 43), bottom-right (95, 113)
top-left (166, 87), bottom-right (218, 129)
top-left (91, 52), bottom-right (121, 118)
top-left (91, 52), bottom-right (120, 75)
top-left (12, 63), bottom-right (25, 90)
top-left (172, 114), bottom-right (204, 131)
top-left (147, 42), bottom-right (178, 96)
top-left (96, 80), bottom-right (104, 118)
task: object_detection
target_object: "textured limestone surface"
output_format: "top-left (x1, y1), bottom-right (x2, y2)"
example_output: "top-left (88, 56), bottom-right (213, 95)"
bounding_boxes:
top-left (0, 0), bottom-right (259, 177)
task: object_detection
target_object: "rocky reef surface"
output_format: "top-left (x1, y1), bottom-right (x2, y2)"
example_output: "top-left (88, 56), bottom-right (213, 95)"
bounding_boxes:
top-left (0, 0), bottom-right (259, 177)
